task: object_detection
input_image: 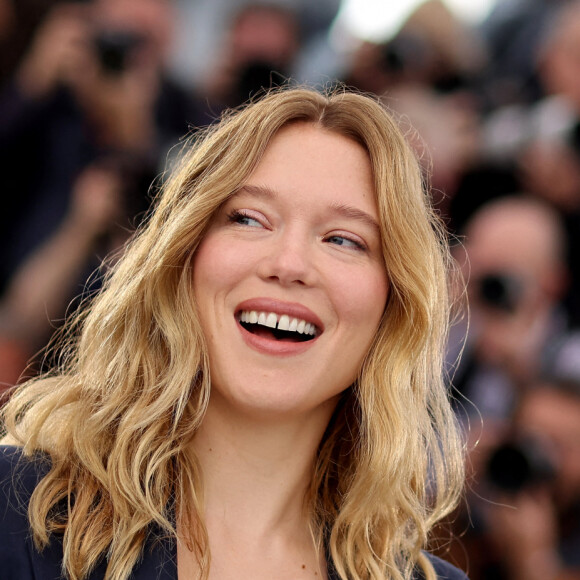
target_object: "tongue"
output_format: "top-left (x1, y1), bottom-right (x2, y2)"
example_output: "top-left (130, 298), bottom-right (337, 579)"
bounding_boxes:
top-left (251, 326), bottom-right (303, 342)
top-left (253, 327), bottom-right (276, 339)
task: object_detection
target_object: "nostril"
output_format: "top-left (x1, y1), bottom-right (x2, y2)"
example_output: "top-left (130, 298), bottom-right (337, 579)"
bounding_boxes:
top-left (267, 275), bottom-right (306, 286)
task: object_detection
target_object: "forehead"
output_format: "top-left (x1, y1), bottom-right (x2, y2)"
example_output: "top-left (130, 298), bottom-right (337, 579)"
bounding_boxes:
top-left (520, 388), bottom-right (580, 433)
top-left (465, 202), bottom-right (560, 272)
top-left (254, 123), bottom-right (371, 176)
top-left (246, 123), bottom-right (377, 210)
top-left (95, 0), bottom-right (173, 26)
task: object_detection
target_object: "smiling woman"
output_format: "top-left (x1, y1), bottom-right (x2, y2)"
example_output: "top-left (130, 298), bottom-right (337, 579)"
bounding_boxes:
top-left (0, 88), bottom-right (467, 580)
top-left (192, 123), bottom-right (388, 418)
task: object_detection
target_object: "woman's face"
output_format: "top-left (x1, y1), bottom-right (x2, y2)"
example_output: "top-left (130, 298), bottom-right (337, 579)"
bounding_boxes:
top-left (193, 123), bottom-right (389, 421)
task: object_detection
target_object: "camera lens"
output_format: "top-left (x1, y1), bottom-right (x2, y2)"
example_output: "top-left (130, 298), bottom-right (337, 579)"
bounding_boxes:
top-left (486, 439), bottom-right (555, 493)
top-left (477, 274), bottom-right (522, 313)
top-left (94, 30), bottom-right (143, 74)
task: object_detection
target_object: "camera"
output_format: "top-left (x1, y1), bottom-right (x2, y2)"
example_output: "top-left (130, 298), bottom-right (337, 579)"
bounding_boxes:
top-left (485, 438), bottom-right (556, 493)
top-left (475, 273), bottom-right (523, 313)
top-left (231, 60), bottom-right (289, 105)
top-left (94, 30), bottom-right (144, 74)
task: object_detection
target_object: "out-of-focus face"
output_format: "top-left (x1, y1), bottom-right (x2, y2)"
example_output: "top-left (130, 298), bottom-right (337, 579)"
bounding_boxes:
top-left (193, 123), bottom-right (389, 423)
top-left (94, 0), bottom-right (174, 66)
top-left (229, 7), bottom-right (298, 67)
top-left (518, 387), bottom-right (580, 506)
top-left (459, 200), bottom-right (565, 374)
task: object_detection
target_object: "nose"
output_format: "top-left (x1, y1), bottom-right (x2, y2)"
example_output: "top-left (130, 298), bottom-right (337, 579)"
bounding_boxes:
top-left (256, 230), bottom-right (317, 287)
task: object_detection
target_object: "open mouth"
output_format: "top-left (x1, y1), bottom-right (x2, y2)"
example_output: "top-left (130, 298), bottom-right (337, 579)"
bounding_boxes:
top-left (237, 310), bottom-right (319, 343)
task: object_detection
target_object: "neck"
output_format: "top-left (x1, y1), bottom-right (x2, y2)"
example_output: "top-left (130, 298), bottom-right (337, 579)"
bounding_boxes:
top-left (178, 393), bottom-right (337, 579)
top-left (189, 393), bottom-right (336, 539)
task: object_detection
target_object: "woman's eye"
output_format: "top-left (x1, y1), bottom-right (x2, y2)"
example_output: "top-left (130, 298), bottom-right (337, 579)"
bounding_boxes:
top-left (227, 210), bottom-right (263, 228)
top-left (325, 234), bottom-right (366, 251)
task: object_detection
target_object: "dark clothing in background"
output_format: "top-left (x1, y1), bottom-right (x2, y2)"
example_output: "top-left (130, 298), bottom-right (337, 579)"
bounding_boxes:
top-left (0, 77), bottom-right (203, 294)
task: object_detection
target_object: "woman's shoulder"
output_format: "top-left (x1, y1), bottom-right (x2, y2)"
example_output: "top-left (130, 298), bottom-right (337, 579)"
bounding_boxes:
top-left (0, 445), bottom-right (63, 579)
top-left (0, 444), bottom-right (51, 500)
top-left (421, 552), bottom-right (469, 580)
top-left (0, 445), bottom-right (176, 580)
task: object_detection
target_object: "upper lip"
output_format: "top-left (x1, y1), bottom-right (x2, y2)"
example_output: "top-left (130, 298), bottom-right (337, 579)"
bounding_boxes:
top-left (235, 297), bottom-right (325, 334)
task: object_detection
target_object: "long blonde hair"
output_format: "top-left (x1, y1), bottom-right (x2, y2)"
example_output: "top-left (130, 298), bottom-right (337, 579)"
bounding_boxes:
top-left (2, 87), bottom-right (464, 580)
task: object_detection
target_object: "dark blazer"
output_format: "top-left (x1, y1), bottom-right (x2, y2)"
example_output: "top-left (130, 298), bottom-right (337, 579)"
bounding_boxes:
top-left (0, 446), bottom-right (468, 579)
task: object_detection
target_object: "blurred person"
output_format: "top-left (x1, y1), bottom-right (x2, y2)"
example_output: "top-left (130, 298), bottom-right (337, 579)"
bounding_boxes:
top-left (517, 103), bottom-right (580, 326)
top-left (482, 2), bottom-right (580, 305)
top-left (469, 373), bottom-right (580, 580)
top-left (0, 0), bottom-right (200, 292)
top-left (481, 0), bottom-right (580, 186)
top-left (399, 0), bottom-right (486, 94)
top-left (170, 0), bottom-right (341, 90)
top-left (343, 33), bottom-right (446, 97)
top-left (474, 0), bottom-right (580, 202)
top-left (342, 0), bottom-right (485, 98)
top-left (340, 2), bottom-right (487, 229)
top-left (477, 0), bottom-right (567, 108)
top-left (384, 85), bottom-right (482, 215)
top-left (202, 3), bottom-right (301, 110)
top-left (0, 0), bottom-right (57, 87)
top-left (341, 39), bottom-right (405, 97)
top-left (444, 197), bottom-right (570, 566)
top-left (0, 161), bottom-right (130, 397)
top-left (441, 330), bottom-right (580, 580)
top-left (537, 0), bottom-right (580, 112)
top-left (451, 195), bottom-right (570, 424)
top-left (482, 93), bottom-right (580, 326)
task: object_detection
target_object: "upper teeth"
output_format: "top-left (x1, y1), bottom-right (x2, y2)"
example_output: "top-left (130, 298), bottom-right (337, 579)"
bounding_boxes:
top-left (239, 311), bottom-right (317, 336)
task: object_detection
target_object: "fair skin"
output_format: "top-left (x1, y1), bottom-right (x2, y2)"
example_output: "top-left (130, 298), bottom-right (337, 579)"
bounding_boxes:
top-left (179, 123), bottom-right (389, 579)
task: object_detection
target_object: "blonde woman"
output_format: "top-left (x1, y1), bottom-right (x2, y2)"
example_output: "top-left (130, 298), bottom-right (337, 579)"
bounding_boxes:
top-left (0, 88), bottom-right (467, 580)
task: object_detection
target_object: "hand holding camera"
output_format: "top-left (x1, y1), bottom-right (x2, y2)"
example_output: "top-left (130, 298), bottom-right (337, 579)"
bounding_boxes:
top-left (15, 2), bottom-right (159, 150)
top-left (16, 3), bottom-right (93, 99)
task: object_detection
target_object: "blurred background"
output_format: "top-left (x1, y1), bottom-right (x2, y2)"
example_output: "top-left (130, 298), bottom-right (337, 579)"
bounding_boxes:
top-left (1, 1), bottom-right (580, 578)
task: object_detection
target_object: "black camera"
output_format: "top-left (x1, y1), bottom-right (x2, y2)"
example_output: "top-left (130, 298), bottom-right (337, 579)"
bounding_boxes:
top-left (231, 60), bottom-right (289, 105)
top-left (486, 438), bottom-right (556, 493)
top-left (94, 30), bottom-right (144, 74)
top-left (475, 273), bottom-right (523, 314)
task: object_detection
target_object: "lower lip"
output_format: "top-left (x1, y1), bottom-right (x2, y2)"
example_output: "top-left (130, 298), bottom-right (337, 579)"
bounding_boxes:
top-left (237, 321), bottom-right (319, 356)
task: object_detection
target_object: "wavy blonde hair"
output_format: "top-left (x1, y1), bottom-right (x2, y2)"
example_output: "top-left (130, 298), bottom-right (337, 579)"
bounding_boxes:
top-left (2, 87), bottom-right (464, 580)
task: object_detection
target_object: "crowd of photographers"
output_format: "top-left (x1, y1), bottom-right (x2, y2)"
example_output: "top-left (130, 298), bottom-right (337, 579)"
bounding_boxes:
top-left (1, 0), bottom-right (580, 578)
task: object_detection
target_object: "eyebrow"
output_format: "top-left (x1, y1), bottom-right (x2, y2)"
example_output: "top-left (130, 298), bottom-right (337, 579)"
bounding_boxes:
top-left (329, 202), bottom-right (381, 234)
top-left (233, 184), bottom-right (381, 234)
top-left (233, 184), bottom-right (276, 200)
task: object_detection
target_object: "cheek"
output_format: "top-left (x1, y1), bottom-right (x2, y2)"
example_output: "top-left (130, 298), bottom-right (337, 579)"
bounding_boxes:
top-left (192, 241), bottom-right (218, 303)
top-left (339, 267), bottom-right (389, 328)
top-left (193, 234), bottom-right (245, 294)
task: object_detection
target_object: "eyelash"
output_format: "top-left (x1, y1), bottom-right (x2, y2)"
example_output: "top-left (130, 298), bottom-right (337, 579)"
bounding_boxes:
top-left (227, 209), bottom-right (263, 227)
top-left (227, 209), bottom-right (368, 251)
top-left (324, 234), bottom-right (367, 252)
